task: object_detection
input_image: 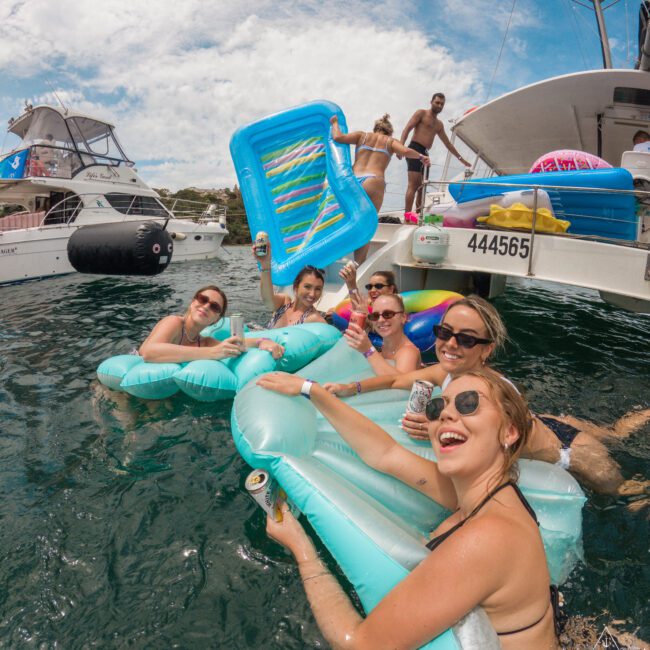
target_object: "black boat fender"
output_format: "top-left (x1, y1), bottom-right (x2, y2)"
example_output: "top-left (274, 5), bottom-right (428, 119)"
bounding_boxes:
top-left (67, 220), bottom-right (173, 276)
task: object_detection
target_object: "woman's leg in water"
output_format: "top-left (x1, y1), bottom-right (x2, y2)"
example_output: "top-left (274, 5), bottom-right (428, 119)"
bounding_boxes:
top-left (354, 178), bottom-right (385, 264)
top-left (557, 409), bottom-right (650, 441)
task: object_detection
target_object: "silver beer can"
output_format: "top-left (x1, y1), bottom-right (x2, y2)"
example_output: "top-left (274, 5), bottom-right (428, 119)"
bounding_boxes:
top-left (245, 469), bottom-right (283, 522)
top-left (255, 231), bottom-right (268, 257)
top-left (407, 380), bottom-right (435, 414)
top-left (230, 313), bottom-right (245, 350)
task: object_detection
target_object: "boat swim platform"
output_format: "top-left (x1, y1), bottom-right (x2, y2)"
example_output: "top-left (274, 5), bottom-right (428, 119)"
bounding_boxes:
top-left (316, 222), bottom-right (650, 314)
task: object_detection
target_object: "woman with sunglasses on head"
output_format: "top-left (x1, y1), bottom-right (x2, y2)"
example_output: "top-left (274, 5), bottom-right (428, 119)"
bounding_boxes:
top-left (345, 293), bottom-right (421, 375)
top-left (258, 367), bottom-right (561, 648)
top-left (330, 114), bottom-right (430, 264)
top-left (325, 295), bottom-right (650, 500)
top-left (253, 240), bottom-right (327, 328)
top-left (139, 285), bottom-right (284, 363)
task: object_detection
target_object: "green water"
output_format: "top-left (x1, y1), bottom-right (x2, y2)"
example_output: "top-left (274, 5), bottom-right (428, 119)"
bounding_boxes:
top-left (0, 246), bottom-right (648, 647)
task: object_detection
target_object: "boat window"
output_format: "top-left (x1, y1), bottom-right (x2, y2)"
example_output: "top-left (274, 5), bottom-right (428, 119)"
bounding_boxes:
top-left (613, 87), bottom-right (650, 106)
top-left (44, 192), bottom-right (82, 225)
top-left (104, 193), bottom-right (169, 217)
top-left (20, 108), bottom-right (74, 149)
top-left (68, 117), bottom-right (128, 162)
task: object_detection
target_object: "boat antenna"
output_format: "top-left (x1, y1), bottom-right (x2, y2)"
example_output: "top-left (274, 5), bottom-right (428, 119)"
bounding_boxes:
top-left (485, 0), bottom-right (517, 102)
top-left (571, 0), bottom-right (613, 68)
top-left (45, 80), bottom-right (68, 114)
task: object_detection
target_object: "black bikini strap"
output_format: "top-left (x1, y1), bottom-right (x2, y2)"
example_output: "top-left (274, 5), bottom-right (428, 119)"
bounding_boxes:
top-left (509, 483), bottom-right (539, 526)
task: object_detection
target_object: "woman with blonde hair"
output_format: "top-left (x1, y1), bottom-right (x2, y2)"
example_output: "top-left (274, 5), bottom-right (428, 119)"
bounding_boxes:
top-left (258, 367), bottom-right (561, 648)
top-left (330, 113), bottom-right (431, 264)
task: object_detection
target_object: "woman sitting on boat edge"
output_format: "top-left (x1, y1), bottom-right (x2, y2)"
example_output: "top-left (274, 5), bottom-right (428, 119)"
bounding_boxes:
top-left (253, 241), bottom-right (327, 328)
top-left (325, 295), bottom-right (650, 502)
top-left (259, 367), bottom-right (560, 649)
top-left (345, 293), bottom-right (421, 375)
top-left (139, 285), bottom-right (284, 363)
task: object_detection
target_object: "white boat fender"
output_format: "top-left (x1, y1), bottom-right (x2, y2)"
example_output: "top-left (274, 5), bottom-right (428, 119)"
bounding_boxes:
top-left (170, 231), bottom-right (187, 241)
top-left (67, 220), bottom-right (173, 276)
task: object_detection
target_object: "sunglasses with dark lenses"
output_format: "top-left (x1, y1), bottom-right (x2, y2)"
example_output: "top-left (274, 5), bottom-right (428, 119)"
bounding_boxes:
top-left (365, 282), bottom-right (391, 291)
top-left (194, 293), bottom-right (223, 314)
top-left (367, 309), bottom-right (404, 322)
top-left (304, 265), bottom-right (325, 276)
top-left (426, 390), bottom-right (480, 421)
top-left (433, 325), bottom-right (492, 349)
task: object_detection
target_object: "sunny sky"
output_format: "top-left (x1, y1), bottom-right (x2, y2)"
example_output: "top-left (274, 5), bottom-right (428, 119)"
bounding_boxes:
top-left (0, 0), bottom-right (643, 210)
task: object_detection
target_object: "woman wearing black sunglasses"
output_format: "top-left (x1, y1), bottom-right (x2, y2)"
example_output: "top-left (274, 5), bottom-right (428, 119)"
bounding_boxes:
top-left (339, 266), bottom-right (398, 313)
top-left (253, 240), bottom-right (327, 328)
top-left (257, 367), bottom-right (561, 648)
top-left (345, 294), bottom-right (421, 375)
top-left (325, 295), bottom-right (650, 501)
top-left (139, 285), bottom-right (284, 363)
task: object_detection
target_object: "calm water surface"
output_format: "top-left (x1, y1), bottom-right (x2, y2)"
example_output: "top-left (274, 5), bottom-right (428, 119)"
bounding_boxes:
top-left (0, 246), bottom-right (648, 647)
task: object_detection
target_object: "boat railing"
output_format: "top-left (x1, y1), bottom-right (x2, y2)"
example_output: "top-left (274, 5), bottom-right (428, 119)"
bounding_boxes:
top-left (0, 192), bottom-right (228, 232)
top-left (411, 178), bottom-right (650, 276)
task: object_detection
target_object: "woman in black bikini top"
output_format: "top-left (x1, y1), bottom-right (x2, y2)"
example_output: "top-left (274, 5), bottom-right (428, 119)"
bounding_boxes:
top-left (259, 366), bottom-right (560, 649)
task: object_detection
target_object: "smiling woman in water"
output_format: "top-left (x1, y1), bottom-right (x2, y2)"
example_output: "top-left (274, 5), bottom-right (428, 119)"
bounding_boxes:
top-left (258, 367), bottom-right (560, 649)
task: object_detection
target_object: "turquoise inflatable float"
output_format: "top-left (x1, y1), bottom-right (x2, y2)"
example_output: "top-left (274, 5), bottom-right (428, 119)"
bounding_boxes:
top-left (96, 321), bottom-right (341, 401)
top-left (232, 340), bottom-right (586, 649)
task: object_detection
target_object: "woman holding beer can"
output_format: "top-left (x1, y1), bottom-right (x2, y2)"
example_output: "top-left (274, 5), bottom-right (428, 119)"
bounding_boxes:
top-left (252, 237), bottom-right (327, 328)
top-left (340, 265), bottom-right (398, 313)
top-left (345, 294), bottom-right (421, 375)
top-left (139, 285), bottom-right (284, 363)
top-left (258, 367), bottom-right (561, 649)
top-left (325, 295), bottom-right (650, 501)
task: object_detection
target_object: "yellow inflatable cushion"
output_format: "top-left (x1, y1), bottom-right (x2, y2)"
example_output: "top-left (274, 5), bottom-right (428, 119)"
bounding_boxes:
top-left (477, 203), bottom-right (570, 233)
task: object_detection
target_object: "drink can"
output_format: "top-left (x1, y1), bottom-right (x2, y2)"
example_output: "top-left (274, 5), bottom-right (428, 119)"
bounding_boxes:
top-left (407, 380), bottom-right (435, 414)
top-left (244, 468), bottom-right (284, 522)
top-left (255, 231), bottom-right (268, 257)
top-left (349, 309), bottom-right (367, 330)
top-left (344, 259), bottom-right (359, 272)
top-left (230, 313), bottom-right (245, 350)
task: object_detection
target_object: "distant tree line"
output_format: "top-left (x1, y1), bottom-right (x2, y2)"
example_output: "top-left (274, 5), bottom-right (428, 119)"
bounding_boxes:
top-left (154, 186), bottom-right (251, 245)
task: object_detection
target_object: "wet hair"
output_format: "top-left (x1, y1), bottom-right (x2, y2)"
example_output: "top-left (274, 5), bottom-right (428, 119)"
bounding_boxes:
top-left (431, 92), bottom-right (446, 102)
top-left (373, 114), bottom-right (394, 136)
top-left (442, 295), bottom-right (507, 357)
top-left (293, 265), bottom-right (325, 291)
top-left (370, 270), bottom-right (398, 293)
top-left (192, 284), bottom-right (228, 317)
top-left (450, 367), bottom-right (531, 481)
top-left (633, 129), bottom-right (650, 144)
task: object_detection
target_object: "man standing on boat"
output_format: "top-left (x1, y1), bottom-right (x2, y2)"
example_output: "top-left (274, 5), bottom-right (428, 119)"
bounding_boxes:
top-left (399, 93), bottom-right (471, 220)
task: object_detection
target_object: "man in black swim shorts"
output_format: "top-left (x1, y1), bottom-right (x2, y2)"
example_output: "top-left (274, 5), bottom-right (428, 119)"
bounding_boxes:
top-left (399, 93), bottom-right (471, 218)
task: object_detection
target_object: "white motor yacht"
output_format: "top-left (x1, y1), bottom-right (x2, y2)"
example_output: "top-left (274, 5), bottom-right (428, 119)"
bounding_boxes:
top-left (0, 104), bottom-right (228, 285)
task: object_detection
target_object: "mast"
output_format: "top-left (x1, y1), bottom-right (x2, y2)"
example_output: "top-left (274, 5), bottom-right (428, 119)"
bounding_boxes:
top-left (592, 0), bottom-right (613, 68)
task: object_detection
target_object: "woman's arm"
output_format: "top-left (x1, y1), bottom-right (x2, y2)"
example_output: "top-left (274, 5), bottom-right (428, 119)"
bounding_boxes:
top-left (391, 139), bottom-right (431, 167)
top-left (393, 345), bottom-right (422, 374)
top-left (245, 337), bottom-right (285, 359)
top-left (338, 265), bottom-right (365, 312)
top-left (267, 504), bottom-right (509, 650)
top-left (139, 317), bottom-right (244, 362)
top-left (330, 116), bottom-right (363, 146)
top-left (252, 242), bottom-right (286, 311)
top-left (323, 365), bottom-right (443, 397)
top-left (256, 373), bottom-right (456, 507)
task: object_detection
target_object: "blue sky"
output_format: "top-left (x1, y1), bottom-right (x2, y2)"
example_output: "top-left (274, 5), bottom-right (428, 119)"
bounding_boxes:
top-left (0, 0), bottom-right (643, 208)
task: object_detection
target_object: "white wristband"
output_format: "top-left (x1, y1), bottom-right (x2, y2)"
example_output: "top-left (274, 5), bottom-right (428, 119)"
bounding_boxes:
top-left (300, 379), bottom-right (314, 399)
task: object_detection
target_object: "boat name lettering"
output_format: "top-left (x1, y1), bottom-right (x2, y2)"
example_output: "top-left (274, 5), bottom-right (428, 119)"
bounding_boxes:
top-left (0, 246), bottom-right (18, 255)
top-left (85, 169), bottom-right (119, 182)
top-left (467, 233), bottom-right (530, 259)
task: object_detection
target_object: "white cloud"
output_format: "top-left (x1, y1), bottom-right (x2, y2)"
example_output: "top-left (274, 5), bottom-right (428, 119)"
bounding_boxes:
top-left (0, 0), bottom-right (482, 196)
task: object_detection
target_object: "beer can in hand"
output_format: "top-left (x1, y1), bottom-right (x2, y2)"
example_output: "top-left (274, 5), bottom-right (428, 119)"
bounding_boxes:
top-left (245, 469), bottom-right (294, 522)
top-left (407, 380), bottom-right (435, 414)
top-left (349, 309), bottom-right (367, 330)
top-left (230, 312), bottom-right (245, 350)
top-left (255, 231), bottom-right (268, 257)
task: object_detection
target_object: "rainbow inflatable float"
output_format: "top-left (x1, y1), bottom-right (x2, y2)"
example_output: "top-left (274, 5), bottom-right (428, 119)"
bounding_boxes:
top-left (331, 290), bottom-right (462, 351)
top-left (529, 149), bottom-right (612, 174)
